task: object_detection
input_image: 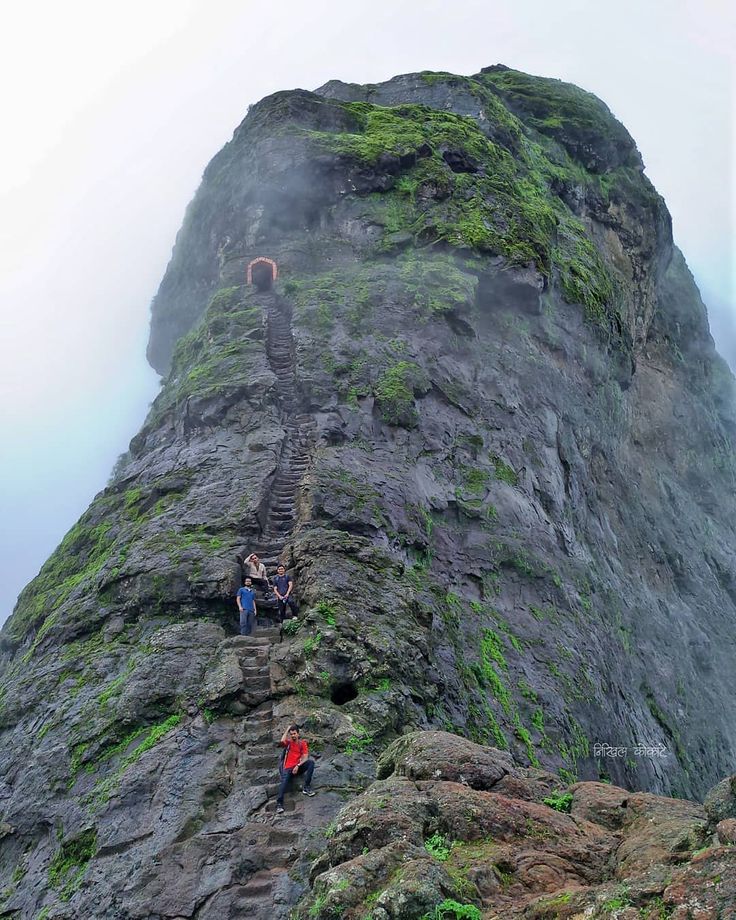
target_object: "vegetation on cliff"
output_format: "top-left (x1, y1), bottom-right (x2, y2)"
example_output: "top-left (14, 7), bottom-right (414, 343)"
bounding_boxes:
top-left (0, 64), bottom-right (734, 920)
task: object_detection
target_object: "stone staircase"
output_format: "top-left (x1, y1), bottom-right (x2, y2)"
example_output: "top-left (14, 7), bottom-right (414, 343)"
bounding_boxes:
top-left (227, 295), bottom-right (316, 916)
top-left (226, 631), bottom-right (307, 918)
top-left (239, 294), bottom-right (316, 621)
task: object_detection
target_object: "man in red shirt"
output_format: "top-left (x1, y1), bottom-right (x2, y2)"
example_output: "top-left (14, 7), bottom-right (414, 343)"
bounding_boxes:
top-left (276, 724), bottom-right (316, 814)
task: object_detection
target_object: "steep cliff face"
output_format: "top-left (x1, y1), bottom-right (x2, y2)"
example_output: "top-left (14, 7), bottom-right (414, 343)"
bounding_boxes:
top-left (1, 66), bottom-right (735, 919)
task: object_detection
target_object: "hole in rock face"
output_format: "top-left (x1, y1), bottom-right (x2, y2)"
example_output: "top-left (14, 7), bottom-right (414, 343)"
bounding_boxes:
top-left (252, 261), bottom-right (274, 291)
top-left (331, 681), bottom-right (358, 706)
top-left (445, 312), bottom-right (476, 338)
top-left (442, 148), bottom-right (479, 174)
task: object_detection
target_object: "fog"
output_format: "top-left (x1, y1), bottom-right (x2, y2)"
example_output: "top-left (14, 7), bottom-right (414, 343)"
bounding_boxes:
top-left (0, 0), bottom-right (733, 625)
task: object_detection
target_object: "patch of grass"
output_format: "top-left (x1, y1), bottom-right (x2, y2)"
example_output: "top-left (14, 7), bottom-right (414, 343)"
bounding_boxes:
top-left (491, 455), bottom-right (518, 486)
top-left (309, 893), bottom-right (329, 918)
top-left (344, 722), bottom-right (373, 754)
top-left (519, 679), bottom-right (539, 702)
top-left (481, 628), bottom-right (508, 671)
top-left (315, 600), bottom-right (338, 626)
top-left (425, 832), bottom-right (453, 861)
top-left (543, 790), bottom-right (573, 813)
top-left (459, 466), bottom-right (489, 495)
top-left (95, 714), bottom-right (182, 772)
top-left (97, 659), bottom-right (134, 708)
top-left (554, 215), bottom-right (617, 325)
top-left (512, 714), bottom-right (540, 767)
top-left (48, 828), bottom-right (97, 901)
top-left (123, 486), bottom-right (144, 517)
top-left (535, 891), bottom-right (573, 911)
top-left (443, 591), bottom-right (464, 630)
top-left (421, 900), bottom-right (482, 920)
top-left (602, 887), bottom-right (632, 911)
top-left (303, 631), bottom-right (322, 658)
top-left (84, 714), bottom-right (182, 805)
top-left (374, 360), bottom-right (427, 426)
top-left (11, 515), bottom-right (117, 649)
top-left (397, 253), bottom-right (477, 315)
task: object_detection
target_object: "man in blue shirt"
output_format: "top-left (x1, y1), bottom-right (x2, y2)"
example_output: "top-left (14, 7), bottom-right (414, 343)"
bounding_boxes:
top-left (272, 564), bottom-right (297, 622)
top-left (236, 577), bottom-right (257, 635)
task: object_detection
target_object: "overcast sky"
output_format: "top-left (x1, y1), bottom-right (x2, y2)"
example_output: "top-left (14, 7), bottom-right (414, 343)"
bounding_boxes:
top-left (0, 0), bottom-right (733, 626)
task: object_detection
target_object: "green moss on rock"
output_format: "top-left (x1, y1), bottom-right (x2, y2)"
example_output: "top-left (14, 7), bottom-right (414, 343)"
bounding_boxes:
top-left (375, 361), bottom-right (428, 426)
top-left (300, 91), bottom-right (631, 333)
top-left (48, 828), bottom-right (97, 902)
top-left (477, 66), bottom-right (640, 172)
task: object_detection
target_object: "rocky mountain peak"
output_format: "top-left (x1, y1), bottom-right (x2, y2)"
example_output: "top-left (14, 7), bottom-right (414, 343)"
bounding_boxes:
top-left (1, 65), bottom-right (734, 919)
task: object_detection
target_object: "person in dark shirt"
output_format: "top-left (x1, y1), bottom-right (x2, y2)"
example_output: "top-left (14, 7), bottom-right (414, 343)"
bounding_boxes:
top-left (272, 564), bottom-right (298, 622)
top-left (236, 577), bottom-right (257, 635)
top-left (276, 724), bottom-right (316, 813)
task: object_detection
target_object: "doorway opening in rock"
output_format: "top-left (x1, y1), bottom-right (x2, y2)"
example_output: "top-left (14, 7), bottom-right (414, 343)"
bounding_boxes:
top-left (331, 681), bottom-right (358, 705)
top-left (252, 262), bottom-right (273, 291)
top-left (247, 257), bottom-right (278, 291)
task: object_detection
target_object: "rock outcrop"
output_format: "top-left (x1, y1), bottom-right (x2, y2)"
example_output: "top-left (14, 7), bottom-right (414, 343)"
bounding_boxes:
top-left (297, 731), bottom-right (735, 919)
top-left (1, 65), bottom-right (735, 918)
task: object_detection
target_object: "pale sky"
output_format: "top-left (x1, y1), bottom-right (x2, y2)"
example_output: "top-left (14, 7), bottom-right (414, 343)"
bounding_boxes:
top-left (0, 0), bottom-right (733, 625)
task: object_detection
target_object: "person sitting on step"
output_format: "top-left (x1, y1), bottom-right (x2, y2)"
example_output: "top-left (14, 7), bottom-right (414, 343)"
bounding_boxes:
top-left (236, 577), bottom-right (257, 636)
top-left (272, 564), bottom-right (298, 622)
top-left (276, 724), bottom-right (316, 813)
top-left (240, 552), bottom-right (269, 593)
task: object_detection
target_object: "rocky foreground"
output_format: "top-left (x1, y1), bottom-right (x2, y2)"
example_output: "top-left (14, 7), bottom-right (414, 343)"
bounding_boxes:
top-left (1, 63), bottom-right (735, 917)
top-left (296, 731), bottom-right (736, 919)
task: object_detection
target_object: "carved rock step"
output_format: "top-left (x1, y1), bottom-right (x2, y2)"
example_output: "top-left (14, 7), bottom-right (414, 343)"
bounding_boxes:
top-left (242, 730), bottom-right (274, 747)
top-left (237, 631), bottom-right (280, 644)
top-left (239, 871), bottom-right (276, 898)
top-left (269, 512), bottom-right (294, 523)
top-left (241, 664), bottom-right (270, 676)
top-left (242, 705), bottom-right (274, 723)
top-left (244, 745), bottom-right (276, 760)
top-left (241, 667), bottom-right (271, 683)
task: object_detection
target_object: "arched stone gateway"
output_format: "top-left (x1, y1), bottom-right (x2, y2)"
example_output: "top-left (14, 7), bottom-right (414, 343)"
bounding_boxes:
top-left (247, 257), bottom-right (278, 291)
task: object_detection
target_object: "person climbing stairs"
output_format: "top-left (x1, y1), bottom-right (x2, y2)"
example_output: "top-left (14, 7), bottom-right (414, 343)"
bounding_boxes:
top-left (224, 629), bottom-right (308, 916)
top-left (236, 293), bottom-right (316, 626)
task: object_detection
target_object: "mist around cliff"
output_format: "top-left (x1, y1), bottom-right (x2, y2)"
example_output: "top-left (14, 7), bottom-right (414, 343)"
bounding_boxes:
top-left (0, 0), bottom-right (733, 627)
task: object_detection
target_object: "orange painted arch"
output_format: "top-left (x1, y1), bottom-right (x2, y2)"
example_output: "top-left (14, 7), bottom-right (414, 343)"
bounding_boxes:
top-left (246, 257), bottom-right (278, 284)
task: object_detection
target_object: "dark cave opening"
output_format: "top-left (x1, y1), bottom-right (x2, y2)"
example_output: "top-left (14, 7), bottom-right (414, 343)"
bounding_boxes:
top-left (252, 261), bottom-right (274, 291)
top-left (331, 681), bottom-right (358, 706)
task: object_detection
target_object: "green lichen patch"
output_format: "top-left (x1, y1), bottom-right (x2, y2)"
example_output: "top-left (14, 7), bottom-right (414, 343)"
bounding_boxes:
top-left (48, 828), bottom-right (97, 902)
top-left (147, 285), bottom-right (262, 424)
top-left (375, 361), bottom-right (428, 426)
top-left (9, 511), bottom-right (119, 648)
top-left (554, 215), bottom-right (617, 324)
top-left (307, 101), bottom-right (497, 166)
top-left (84, 713), bottom-right (183, 806)
top-left (477, 66), bottom-right (639, 172)
top-left (295, 84), bottom-right (645, 337)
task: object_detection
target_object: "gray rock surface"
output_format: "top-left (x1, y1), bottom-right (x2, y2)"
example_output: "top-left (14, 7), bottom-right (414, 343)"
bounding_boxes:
top-left (1, 64), bottom-right (735, 918)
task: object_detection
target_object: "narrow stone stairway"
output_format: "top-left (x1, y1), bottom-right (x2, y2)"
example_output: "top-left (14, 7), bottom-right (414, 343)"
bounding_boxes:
top-left (241, 293), bottom-right (316, 609)
top-left (225, 629), bottom-right (306, 917)
top-left (227, 294), bottom-right (315, 916)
